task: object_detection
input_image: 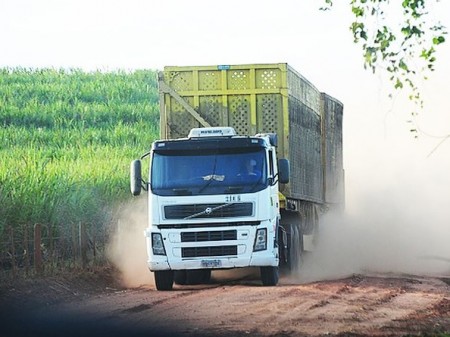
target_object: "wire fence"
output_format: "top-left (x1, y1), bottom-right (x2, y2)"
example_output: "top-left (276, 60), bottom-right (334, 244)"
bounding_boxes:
top-left (0, 222), bottom-right (113, 279)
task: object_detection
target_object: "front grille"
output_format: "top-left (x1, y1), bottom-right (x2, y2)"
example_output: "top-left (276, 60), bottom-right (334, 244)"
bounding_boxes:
top-left (164, 203), bottom-right (253, 219)
top-left (181, 230), bottom-right (237, 242)
top-left (182, 245), bottom-right (237, 258)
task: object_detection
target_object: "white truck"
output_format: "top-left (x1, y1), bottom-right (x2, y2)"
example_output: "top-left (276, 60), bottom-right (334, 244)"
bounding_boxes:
top-left (130, 63), bottom-right (344, 290)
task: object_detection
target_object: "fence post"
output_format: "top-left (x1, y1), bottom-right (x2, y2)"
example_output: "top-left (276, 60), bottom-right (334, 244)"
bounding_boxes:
top-left (9, 226), bottom-right (17, 278)
top-left (79, 222), bottom-right (88, 269)
top-left (72, 223), bottom-right (78, 268)
top-left (34, 223), bottom-right (43, 274)
top-left (23, 225), bottom-right (29, 275)
top-left (48, 224), bottom-right (54, 272)
top-left (92, 229), bottom-right (97, 264)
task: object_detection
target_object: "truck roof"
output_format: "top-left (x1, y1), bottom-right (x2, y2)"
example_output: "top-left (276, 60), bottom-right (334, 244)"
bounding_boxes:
top-left (152, 135), bottom-right (269, 153)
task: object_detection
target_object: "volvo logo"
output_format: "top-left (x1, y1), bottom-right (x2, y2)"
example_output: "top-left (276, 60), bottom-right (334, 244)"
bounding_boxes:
top-left (205, 207), bottom-right (213, 215)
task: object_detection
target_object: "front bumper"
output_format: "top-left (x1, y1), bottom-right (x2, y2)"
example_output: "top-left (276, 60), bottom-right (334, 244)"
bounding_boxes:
top-left (145, 224), bottom-right (278, 271)
top-left (148, 251), bottom-right (278, 271)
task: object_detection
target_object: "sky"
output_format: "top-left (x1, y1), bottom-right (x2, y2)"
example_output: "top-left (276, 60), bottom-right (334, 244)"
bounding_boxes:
top-left (2, 0), bottom-right (450, 277)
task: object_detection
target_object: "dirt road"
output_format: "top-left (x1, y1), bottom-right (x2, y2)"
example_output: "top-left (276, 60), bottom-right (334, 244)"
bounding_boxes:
top-left (1, 269), bottom-right (449, 337)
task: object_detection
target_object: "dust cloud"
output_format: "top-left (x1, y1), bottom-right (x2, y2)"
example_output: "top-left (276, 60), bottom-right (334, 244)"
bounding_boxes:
top-left (106, 196), bottom-right (260, 286)
top-left (105, 135), bottom-right (450, 288)
top-left (297, 137), bottom-right (450, 283)
top-left (107, 197), bottom-right (154, 288)
top-left (212, 268), bottom-right (261, 283)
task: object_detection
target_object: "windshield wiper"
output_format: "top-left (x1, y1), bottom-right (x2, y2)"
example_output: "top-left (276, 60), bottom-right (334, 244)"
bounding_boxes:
top-left (172, 188), bottom-right (192, 196)
top-left (226, 186), bottom-right (243, 193)
top-left (183, 202), bottom-right (235, 220)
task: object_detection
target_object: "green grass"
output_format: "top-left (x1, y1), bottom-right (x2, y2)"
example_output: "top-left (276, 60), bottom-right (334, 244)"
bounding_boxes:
top-left (0, 68), bottom-right (160, 233)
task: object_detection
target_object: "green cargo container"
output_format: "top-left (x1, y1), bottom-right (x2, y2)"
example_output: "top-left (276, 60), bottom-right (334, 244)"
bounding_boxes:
top-left (158, 63), bottom-right (344, 207)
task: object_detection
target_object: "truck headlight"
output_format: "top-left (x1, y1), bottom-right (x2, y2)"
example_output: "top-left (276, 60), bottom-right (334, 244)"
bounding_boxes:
top-left (253, 228), bottom-right (267, 252)
top-left (152, 233), bottom-right (166, 256)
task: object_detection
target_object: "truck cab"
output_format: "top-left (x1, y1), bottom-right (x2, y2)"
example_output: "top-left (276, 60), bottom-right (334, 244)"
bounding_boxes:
top-left (131, 126), bottom-right (289, 290)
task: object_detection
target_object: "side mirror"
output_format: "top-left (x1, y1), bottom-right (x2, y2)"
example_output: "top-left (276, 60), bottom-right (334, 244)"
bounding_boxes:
top-left (130, 160), bottom-right (142, 196)
top-left (277, 159), bottom-right (290, 184)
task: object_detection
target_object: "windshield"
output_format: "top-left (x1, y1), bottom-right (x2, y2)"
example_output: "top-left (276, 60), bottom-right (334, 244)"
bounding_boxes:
top-left (151, 149), bottom-right (267, 196)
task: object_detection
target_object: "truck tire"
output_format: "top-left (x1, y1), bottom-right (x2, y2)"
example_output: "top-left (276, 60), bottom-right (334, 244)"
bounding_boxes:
top-left (260, 266), bottom-right (279, 286)
top-left (154, 270), bottom-right (174, 291)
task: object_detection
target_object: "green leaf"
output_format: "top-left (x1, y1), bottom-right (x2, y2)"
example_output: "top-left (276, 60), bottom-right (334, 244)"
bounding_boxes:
top-left (394, 78), bottom-right (403, 89)
top-left (360, 31), bottom-right (368, 40)
top-left (352, 6), bottom-right (364, 17)
top-left (401, 26), bottom-right (411, 38)
top-left (432, 36), bottom-right (446, 45)
top-left (411, 26), bottom-right (424, 37)
top-left (399, 60), bottom-right (408, 72)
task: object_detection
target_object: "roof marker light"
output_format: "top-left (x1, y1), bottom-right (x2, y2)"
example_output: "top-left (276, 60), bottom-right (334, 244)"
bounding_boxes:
top-left (188, 127), bottom-right (237, 138)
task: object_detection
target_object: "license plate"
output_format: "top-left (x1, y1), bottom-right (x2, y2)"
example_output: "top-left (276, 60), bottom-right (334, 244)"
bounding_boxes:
top-left (201, 259), bottom-right (222, 268)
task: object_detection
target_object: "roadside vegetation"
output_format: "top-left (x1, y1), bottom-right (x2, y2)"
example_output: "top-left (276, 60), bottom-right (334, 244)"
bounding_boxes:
top-left (0, 68), bottom-right (160, 234)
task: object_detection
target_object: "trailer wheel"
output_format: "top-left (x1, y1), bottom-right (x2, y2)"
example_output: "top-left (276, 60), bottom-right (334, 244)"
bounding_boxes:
top-left (154, 270), bottom-right (174, 291)
top-left (260, 266), bottom-right (279, 286)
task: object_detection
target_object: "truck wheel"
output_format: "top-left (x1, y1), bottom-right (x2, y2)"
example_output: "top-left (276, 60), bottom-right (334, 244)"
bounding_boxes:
top-left (260, 266), bottom-right (279, 286)
top-left (154, 271), bottom-right (174, 291)
top-left (174, 270), bottom-right (188, 285)
top-left (186, 269), bottom-right (211, 284)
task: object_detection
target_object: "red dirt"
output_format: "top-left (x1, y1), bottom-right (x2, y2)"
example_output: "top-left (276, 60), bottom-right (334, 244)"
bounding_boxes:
top-left (0, 269), bottom-right (449, 337)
